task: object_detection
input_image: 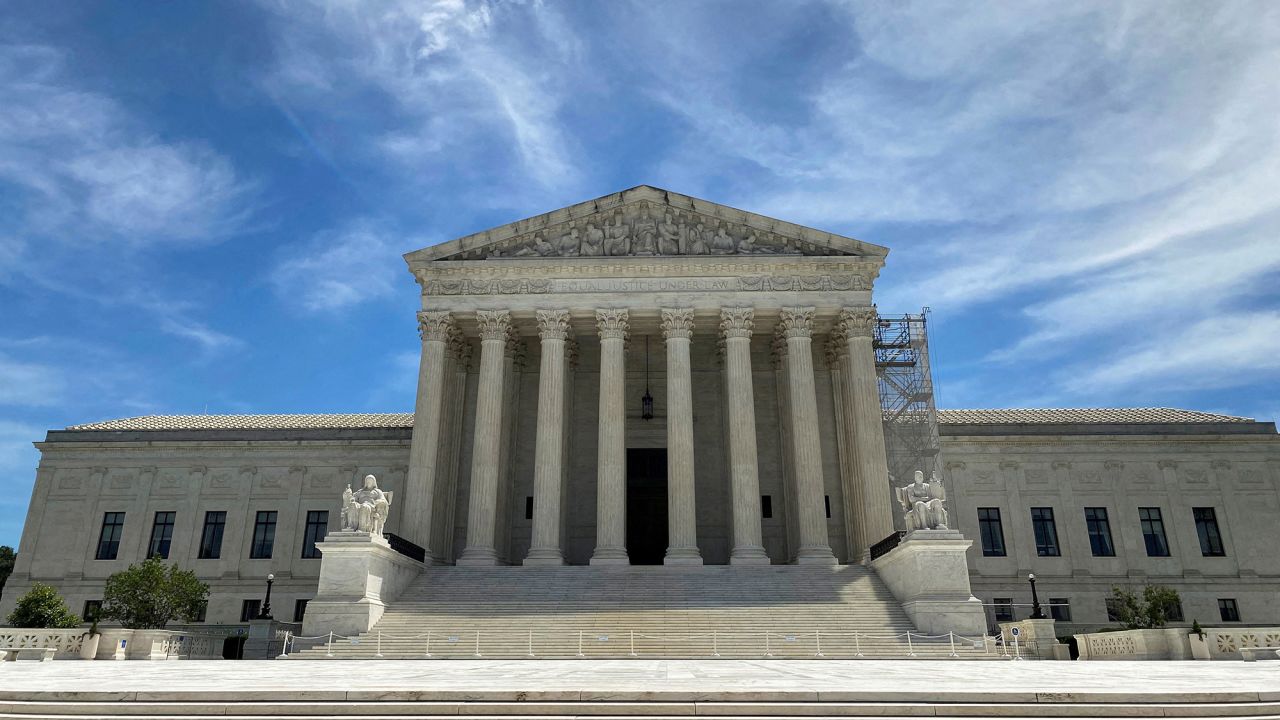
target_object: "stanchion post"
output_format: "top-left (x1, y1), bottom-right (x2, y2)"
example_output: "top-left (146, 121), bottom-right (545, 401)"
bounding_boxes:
top-left (764, 632), bottom-right (772, 658)
top-left (949, 631), bottom-right (958, 658)
top-left (326, 631), bottom-right (334, 658)
top-left (275, 631), bottom-right (291, 660)
top-left (906, 631), bottom-right (915, 658)
top-left (577, 630), bottom-right (585, 658)
top-left (474, 630), bottom-right (481, 657)
top-left (424, 631), bottom-right (433, 658)
top-left (527, 629), bottom-right (534, 658)
top-left (815, 630), bottom-right (823, 658)
top-left (376, 631), bottom-right (383, 659)
top-left (629, 630), bottom-right (637, 658)
top-left (854, 630), bottom-right (863, 658)
top-left (712, 631), bottom-right (719, 658)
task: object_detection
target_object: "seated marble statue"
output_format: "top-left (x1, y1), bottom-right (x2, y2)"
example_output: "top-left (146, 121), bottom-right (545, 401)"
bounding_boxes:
top-left (341, 474), bottom-right (393, 537)
top-left (895, 470), bottom-right (949, 531)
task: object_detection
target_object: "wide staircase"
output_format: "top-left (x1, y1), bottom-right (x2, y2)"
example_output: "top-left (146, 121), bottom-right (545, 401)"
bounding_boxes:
top-left (291, 564), bottom-right (995, 659)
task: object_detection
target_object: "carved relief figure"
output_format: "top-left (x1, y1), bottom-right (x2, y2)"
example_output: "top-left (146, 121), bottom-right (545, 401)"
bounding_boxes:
top-left (711, 224), bottom-right (737, 254)
top-left (631, 206), bottom-right (658, 255)
top-left (341, 474), bottom-right (393, 537)
top-left (657, 212), bottom-right (682, 255)
top-left (604, 213), bottom-right (629, 255)
top-left (894, 470), bottom-right (949, 531)
top-left (687, 222), bottom-right (711, 254)
top-left (556, 223), bottom-right (580, 256)
top-left (580, 222), bottom-right (604, 256)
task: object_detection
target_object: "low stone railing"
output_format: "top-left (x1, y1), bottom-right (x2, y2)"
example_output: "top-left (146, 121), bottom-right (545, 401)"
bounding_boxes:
top-left (95, 628), bottom-right (233, 660)
top-left (1075, 626), bottom-right (1280, 661)
top-left (1202, 627), bottom-right (1280, 660)
top-left (0, 629), bottom-right (91, 659)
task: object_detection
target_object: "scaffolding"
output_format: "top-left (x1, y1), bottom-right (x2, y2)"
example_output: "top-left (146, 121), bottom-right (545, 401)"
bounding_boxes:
top-left (875, 310), bottom-right (941, 494)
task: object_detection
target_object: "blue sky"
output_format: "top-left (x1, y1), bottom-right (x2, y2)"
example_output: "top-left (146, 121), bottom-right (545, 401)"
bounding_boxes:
top-left (2, 1), bottom-right (1279, 547)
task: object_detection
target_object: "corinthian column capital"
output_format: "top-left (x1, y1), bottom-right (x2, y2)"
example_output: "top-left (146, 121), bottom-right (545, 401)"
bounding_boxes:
top-left (417, 310), bottom-right (456, 342)
top-left (719, 307), bottom-right (754, 339)
top-left (661, 308), bottom-right (695, 340)
top-left (536, 309), bottom-right (571, 340)
top-left (837, 307), bottom-right (877, 338)
top-left (595, 308), bottom-right (629, 340)
top-left (475, 310), bottom-right (511, 341)
top-left (778, 306), bottom-right (816, 338)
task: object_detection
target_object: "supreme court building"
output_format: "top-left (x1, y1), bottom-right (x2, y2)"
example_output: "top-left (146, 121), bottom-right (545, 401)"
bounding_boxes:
top-left (4, 186), bottom-right (1279, 650)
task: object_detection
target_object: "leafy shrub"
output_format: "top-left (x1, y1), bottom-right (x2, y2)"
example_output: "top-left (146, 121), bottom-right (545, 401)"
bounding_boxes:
top-left (101, 556), bottom-right (209, 630)
top-left (6, 582), bottom-right (80, 628)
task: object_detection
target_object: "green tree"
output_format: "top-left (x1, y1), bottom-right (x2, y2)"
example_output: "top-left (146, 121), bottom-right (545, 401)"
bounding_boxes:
top-left (0, 545), bottom-right (15, 594)
top-left (101, 556), bottom-right (209, 630)
top-left (1108, 585), bottom-right (1183, 629)
top-left (6, 582), bottom-right (80, 628)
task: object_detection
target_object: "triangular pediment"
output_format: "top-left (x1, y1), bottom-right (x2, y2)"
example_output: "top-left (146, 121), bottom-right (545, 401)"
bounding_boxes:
top-left (405, 186), bottom-right (887, 263)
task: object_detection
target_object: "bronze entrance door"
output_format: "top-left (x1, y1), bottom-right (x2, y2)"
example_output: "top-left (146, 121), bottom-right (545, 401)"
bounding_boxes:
top-left (625, 448), bottom-right (668, 565)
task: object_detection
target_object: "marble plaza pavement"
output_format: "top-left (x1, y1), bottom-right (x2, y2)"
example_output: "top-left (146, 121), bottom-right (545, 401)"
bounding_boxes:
top-left (0, 659), bottom-right (1279, 718)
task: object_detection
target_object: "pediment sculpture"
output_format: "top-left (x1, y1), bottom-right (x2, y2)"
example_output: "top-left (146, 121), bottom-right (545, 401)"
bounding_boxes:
top-left (449, 201), bottom-right (848, 260)
top-left (341, 474), bottom-right (392, 537)
top-left (895, 470), bottom-right (949, 531)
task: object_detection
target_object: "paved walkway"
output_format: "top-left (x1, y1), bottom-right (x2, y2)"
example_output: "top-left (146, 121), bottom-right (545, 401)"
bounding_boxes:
top-left (0, 659), bottom-right (1277, 702)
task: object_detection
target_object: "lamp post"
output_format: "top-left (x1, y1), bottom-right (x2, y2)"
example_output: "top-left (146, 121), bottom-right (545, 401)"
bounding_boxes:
top-left (258, 573), bottom-right (275, 620)
top-left (1027, 572), bottom-right (1045, 619)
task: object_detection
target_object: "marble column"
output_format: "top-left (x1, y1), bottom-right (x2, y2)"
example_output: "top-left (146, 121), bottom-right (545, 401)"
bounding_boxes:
top-left (838, 307), bottom-right (895, 553)
top-left (828, 338), bottom-right (866, 563)
top-left (402, 310), bottom-right (454, 559)
top-left (721, 308), bottom-right (770, 565)
top-left (590, 308), bottom-right (630, 565)
top-left (662, 308), bottom-right (702, 565)
top-left (458, 310), bottom-right (510, 566)
top-left (525, 310), bottom-right (570, 565)
top-left (780, 306), bottom-right (838, 565)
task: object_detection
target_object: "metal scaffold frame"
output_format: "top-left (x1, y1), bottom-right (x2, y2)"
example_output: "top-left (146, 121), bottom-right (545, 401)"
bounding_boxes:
top-left (875, 309), bottom-right (941, 497)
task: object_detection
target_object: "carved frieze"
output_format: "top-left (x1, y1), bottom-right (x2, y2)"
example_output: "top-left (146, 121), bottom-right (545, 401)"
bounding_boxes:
top-left (420, 273), bottom-right (868, 296)
top-left (444, 201), bottom-right (856, 261)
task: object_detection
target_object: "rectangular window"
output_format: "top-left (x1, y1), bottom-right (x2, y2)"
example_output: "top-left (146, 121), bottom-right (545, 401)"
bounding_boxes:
top-left (192, 601), bottom-right (207, 623)
top-left (198, 511), bottom-right (226, 560)
top-left (1139, 507), bottom-right (1170, 557)
top-left (249, 511), bottom-right (277, 559)
top-left (82, 600), bottom-right (102, 622)
top-left (1218, 598), bottom-right (1240, 622)
top-left (824, 495), bottom-right (831, 519)
top-left (1049, 598), bottom-right (1071, 622)
top-left (96, 512), bottom-right (125, 560)
top-left (1031, 507), bottom-right (1061, 557)
top-left (294, 599), bottom-right (310, 623)
top-left (1106, 597), bottom-right (1123, 623)
top-left (1167, 600), bottom-right (1184, 623)
top-left (1084, 507), bottom-right (1116, 557)
top-left (240, 599), bottom-right (261, 622)
top-left (1194, 507), bottom-right (1225, 556)
top-left (148, 511), bottom-right (176, 559)
top-left (301, 510), bottom-right (328, 559)
top-left (761, 495), bottom-right (773, 519)
top-left (977, 508), bottom-right (1006, 557)
top-left (992, 598), bottom-right (1014, 622)
top-left (525, 496), bottom-right (534, 520)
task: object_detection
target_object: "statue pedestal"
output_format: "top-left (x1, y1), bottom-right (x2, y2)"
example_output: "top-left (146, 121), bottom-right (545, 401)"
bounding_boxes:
top-left (301, 532), bottom-right (423, 639)
top-left (870, 529), bottom-right (987, 637)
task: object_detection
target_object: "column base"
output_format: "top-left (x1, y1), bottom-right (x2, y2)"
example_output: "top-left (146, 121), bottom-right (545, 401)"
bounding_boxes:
top-left (523, 548), bottom-right (565, 566)
top-left (457, 546), bottom-right (500, 567)
top-left (795, 545), bottom-right (839, 565)
top-left (589, 547), bottom-right (629, 566)
top-left (730, 546), bottom-right (771, 565)
top-left (664, 548), bottom-right (703, 566)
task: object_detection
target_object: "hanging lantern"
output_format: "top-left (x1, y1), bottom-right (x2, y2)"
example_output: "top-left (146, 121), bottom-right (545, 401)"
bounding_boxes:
top-left (641, 336), bottom-right (654, 420)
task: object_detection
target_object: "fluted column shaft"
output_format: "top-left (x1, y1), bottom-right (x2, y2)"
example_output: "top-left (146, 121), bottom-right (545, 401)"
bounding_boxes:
top-left (662, 308), bottom-right (702, 565)
top-left (780, 307), bottom-right (838, 564)
top-left (722, 308), bottom-right (770, 565)
top-left (458, 310), bottom-right (510, 566)
top-left (591, 309), bottom-right (630, 565)
top-left (525, 310), bottom-right (570, 565)
top-left (403, 310), bottom-right (454, 559)
top-left (839, 308), bottom-right (895, 554)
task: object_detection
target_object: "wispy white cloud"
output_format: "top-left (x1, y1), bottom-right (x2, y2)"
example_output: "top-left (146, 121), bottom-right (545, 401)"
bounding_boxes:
top-left (271, 220), bottom-right (410, 311)
top-left (262, 0), bottom-right (587, 200)
top-left (0, 353), bottom-right (64, 406)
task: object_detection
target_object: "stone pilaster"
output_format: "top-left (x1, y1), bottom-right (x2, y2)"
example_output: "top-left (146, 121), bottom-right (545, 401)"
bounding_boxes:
top-left (780, 306), bottom-right (837, 564)
top-left (402, 310), bottom-right (455, 557)
top-left (591, 308), bottom-right (630, 565)
top-left (721, 308), bottom-right (769, 565)
top-left (458, 309), bottom-right (510, 566)
top-left (662, 308), bottom-right (702, 565)
top-left (837, 307), bottom-right (894, 554)
top-left (525, 309), bottom-right (570, 565)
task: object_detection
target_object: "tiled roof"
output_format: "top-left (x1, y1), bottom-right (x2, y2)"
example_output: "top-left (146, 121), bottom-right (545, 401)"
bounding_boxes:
top-left (936, 408), bottom-right (1254, 425)
top-left (65, 413), bottom-right (415, 431)
top-left (64, 408), bottom-right (1255, 432)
